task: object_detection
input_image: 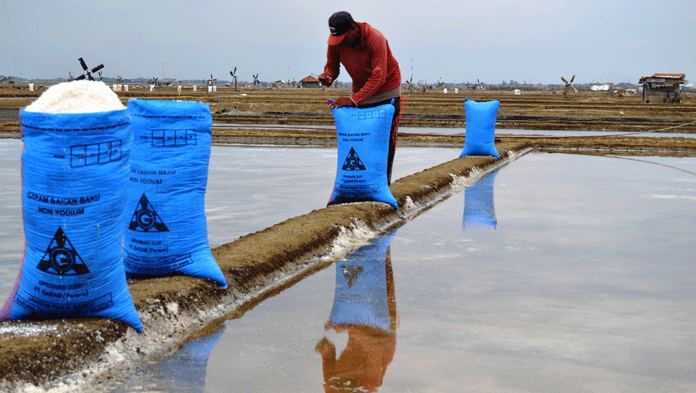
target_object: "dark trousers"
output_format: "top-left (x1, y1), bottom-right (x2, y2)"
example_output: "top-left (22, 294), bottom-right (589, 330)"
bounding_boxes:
top-left (358, 97), bottom-right (403, 184)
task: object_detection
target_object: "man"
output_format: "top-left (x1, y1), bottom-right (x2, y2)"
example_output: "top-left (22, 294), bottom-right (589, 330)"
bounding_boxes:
top-left (319, 11), bottom-right (403, 184)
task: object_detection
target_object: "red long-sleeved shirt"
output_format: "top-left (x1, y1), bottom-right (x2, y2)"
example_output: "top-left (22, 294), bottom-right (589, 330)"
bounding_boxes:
top-left (324, 22), bottom-right (401, 106)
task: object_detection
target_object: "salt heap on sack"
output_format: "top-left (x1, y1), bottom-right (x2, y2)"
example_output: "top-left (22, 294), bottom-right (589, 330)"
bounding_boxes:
top-left (24, 80), bottom-right (124, 113)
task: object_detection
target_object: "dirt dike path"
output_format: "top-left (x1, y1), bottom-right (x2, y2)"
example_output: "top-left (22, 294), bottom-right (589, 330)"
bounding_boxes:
top-left (0, 141), bottom-right (533, 391)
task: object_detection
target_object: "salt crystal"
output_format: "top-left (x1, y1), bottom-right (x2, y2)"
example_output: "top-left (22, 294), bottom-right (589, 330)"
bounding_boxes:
top-left (24, 80), bottom-right (125, 114)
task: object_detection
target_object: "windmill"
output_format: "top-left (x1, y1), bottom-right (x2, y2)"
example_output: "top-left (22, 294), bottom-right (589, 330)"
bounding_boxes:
top-left (229, 68), bottom-right (238, 91)
top-left (435, 79), bottom-right (445, 89)
top-left (148, 77), bottom-right (159, 86)
top-left (67, 72), bottom-right (74, 81)
top-left (252, 73), bottom-right (259, 88)
top-left (561, 75), bottom-right (577, 97)
top-left (207, 74), bottom-right (217, 93)
top-left (98, 71), bottom-right (103, 82)
top-left (405, 76), bottom-right (416, 92)
top-left (474, 79), bottom-right (485, 90)
top-left (75, 57), bottom-right (104, 81)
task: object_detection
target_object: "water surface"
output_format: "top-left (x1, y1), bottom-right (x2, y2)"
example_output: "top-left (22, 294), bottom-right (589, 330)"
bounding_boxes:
top-left (111, 153), bottom-right (696, 392)
top-left (0, 139), bottom-right (461, 296)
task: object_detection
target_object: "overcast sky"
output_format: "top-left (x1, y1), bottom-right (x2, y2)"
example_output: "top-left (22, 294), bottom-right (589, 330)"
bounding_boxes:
top-left (2, 0), bottom-right (694, 85)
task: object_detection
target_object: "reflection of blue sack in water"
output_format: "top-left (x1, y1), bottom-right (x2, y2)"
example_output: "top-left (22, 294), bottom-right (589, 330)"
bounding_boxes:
top-left (328, 231), bottom-right (397, 333)
top-left (0, 109), bottom-right (142, 332)
top-left (124, 100), bottom-right (227, 288)
top-left (157, 325), bottom-right (225, 393)
top-left (328, 100), bottom-right (398, 209)
top-left (463, 171), bottom-right (498, 228)
top-left (459, 98), bottom-right (500, 159)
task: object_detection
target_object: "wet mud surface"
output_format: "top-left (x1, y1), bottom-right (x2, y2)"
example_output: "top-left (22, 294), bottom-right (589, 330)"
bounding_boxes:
top-left (1, 87), bottom-right (695, 390)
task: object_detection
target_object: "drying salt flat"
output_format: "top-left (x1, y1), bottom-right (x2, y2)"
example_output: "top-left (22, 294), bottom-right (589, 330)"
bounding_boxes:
top-left (103, 152), bottom-right (695, 393)
top-left (1, 136), bottom-right (694, 392)
top-left (0, 139), bottom-right (462, 296)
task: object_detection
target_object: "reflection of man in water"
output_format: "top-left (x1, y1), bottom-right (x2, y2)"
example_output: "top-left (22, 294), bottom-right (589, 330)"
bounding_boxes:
top-left (315, 326), bottom-right (396, 392)
top-left (315, 243), bottom-right (397, 392)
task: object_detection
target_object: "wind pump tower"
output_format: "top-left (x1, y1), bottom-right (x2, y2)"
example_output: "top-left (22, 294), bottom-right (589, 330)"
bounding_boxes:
top-left (75, 57), bottom-right (104, 81)
top-left (561, 75), bottom-right (577, 97)
top-left (207, 74), bottom-right (217, 93)
top-left (230, 68), bottom-right (238, 91)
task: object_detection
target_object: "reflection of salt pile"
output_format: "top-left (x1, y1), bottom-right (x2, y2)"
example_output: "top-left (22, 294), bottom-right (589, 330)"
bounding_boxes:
top-left (1, 80), bottom-right (142, 332)
top-left (24, 80), bottom-right (124, 113)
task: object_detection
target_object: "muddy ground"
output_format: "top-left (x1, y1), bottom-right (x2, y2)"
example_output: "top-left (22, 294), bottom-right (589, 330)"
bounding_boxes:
top-left (0, 86), bottom-right (695, 391)
top-left (2, 85), bottom-right (696, 133)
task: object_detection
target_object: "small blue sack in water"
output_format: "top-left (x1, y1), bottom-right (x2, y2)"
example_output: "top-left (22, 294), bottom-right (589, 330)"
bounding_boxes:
top-left (459, 98), bottom-right (501, 159)
top-left (124, 99), bottom-right (227, 288)
top-left (328, 100), bottom-right (398, 209)
top-left (0, 108), bottom-right (143, 332)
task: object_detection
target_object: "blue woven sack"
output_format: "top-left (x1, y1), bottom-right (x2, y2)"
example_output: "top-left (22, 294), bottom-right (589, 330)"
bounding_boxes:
top-left (124, 99), bottom-right (227, 288)
top-left (459, 98), bottom-right (501, 159)
top-left (328, 101), bottom-right (398, 209)
top-left (0, 108), bottom-right (143, 332)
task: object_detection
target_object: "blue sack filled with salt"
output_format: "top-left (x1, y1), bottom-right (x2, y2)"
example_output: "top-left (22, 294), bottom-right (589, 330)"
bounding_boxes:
top-left (459, 98), bottom-right (500, 159)
top-left (328, 100), bottom-right (398, 209)
top-left (125, 99), bottom-right (227, 288)
top-left (0, 87), bottom-right (142, 332)
top-left (463, 171), bottom-right (498, 228)
top-left (327, 230), bottom-right (398, 334)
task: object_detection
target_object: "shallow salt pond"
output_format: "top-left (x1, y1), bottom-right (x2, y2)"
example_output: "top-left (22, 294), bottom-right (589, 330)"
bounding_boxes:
top-left (2, 138), bottom-right (695, 391)
top-left (107, 152), bottom-right (696, 392)
top-left (0, 139), bottom-right (461, 299)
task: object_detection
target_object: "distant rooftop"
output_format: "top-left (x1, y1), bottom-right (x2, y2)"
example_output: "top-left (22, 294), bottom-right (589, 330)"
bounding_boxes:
top-left (300, 76), bottom-right (319, 83)
top-left (639, 73), bottom-right (686, 84)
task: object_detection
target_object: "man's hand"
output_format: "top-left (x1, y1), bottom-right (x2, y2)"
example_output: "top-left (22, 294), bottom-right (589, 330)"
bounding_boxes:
top-left (329, 96), bottom-right (356, 109)
top-left (318, 73), bottom-right (333, 87)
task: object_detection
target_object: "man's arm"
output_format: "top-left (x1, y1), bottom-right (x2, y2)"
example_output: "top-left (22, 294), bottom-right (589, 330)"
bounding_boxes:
top-left (321, 45), bottom-right (342, 87)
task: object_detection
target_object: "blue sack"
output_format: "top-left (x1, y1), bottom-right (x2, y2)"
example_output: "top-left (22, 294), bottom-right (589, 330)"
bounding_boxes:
top-left (328, 101), bottom-right (398, 209)
top-left (463, 171), bottom-right (498, 228)
top-left (1, 108), bottom-right (143, 332)
top-left (459, 98), bottom-right (500, 159)
top-left (124, 99), bottom-right (227, 288)
top-left (327, 230), bottom-right (397, 333)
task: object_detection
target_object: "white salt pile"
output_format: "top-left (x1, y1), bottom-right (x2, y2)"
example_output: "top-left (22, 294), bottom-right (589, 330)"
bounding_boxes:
top-left (24, 80), bottom-right (125, 113)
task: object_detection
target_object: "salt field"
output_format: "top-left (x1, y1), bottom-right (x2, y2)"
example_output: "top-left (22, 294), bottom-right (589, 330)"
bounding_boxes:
top-left (98, 151), bottom-right (696, 392)
top-left (0, 139), bottom-right (462, 297)
top-left (1, 137), bottom-right (695, 391)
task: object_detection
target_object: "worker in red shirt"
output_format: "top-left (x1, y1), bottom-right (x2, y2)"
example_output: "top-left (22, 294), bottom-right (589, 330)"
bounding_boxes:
top-left (319, 11), bottom-right (403, 184)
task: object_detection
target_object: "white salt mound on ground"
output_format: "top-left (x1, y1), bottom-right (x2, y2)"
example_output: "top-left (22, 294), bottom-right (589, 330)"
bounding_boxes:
top-left (24, 80), bottom-right (125, 113)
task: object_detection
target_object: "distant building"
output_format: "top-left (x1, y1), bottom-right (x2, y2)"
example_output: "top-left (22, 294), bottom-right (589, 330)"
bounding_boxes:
top-left (300, 75), bottom-right (320, 88)
top-left (638, 73), bottom-right (685, 103)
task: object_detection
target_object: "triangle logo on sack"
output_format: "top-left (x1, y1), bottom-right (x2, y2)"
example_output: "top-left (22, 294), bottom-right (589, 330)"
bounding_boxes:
top-left (342, 147), bottom-right (366, 171)
top-left (37, 227), bottom-right (89, 275)
top-left (341, 264), bottom-right (364, 288)
top-left (129, 193), bottom-right (169, 232)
